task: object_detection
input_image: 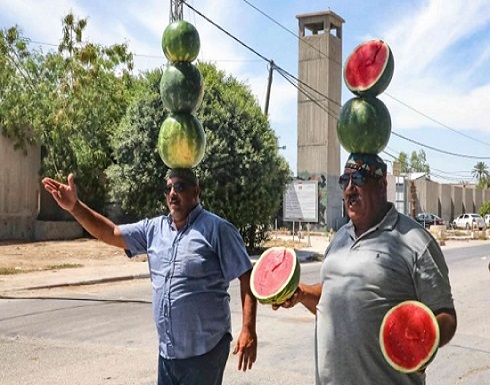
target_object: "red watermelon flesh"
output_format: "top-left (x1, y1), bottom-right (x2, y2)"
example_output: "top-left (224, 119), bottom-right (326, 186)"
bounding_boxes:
top-left (250, 247), bottom-right (300, 305)
top-left (344, 39), bottom-right (394, 97)
top-left (380, 300), bottom-right (440, 373)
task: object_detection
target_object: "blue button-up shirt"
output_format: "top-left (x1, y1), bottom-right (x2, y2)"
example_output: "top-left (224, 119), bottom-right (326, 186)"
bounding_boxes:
top-left (119, 204), bottom-right (252, 359)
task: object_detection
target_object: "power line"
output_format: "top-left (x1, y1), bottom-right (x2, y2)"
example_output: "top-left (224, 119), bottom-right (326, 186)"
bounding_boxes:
top-left (238, 1), bottom-right (490, 160)
top-left (391, 131), bottom-right (490, 160)
top-left (385, 92), bottom-right (490, 148)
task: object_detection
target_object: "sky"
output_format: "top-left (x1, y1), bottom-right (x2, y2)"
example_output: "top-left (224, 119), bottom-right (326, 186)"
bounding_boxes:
top-left (1, 0), bottom-right (490, 184)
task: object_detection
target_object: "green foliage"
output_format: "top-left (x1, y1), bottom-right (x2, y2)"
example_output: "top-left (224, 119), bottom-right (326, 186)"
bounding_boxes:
top-left (478, 200), bottom-right (490, 216)
top-left (472, 162), bottom-right (490, 189)
top-left (106, 70), bottom-right (169, 218)
top-left (397, 152), bottom-right (409, 173)
top-left (0, 14), bottom-right (134, 212)
top-left (108, 63), bottom-right (291, 248)
top-left (409, 150), bottom-right (430, 174)
top-left (396, 150), bottom-right (430, 174)
top-left (0, 26), bottom-right (45, 150)
top-left (195, 62), bottom-right (291, 248)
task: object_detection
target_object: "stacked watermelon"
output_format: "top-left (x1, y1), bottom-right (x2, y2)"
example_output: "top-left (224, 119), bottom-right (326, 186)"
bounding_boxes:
top-left (158, 20), bottom-right (206, 168)
top-left (337, 40), bottom-right (394, 154)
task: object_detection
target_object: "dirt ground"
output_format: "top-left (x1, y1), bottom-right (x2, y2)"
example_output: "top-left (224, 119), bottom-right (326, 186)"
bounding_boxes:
top-left (0, 237), bottom-right (304, 276)
top-left (0, 238), bottom-right (134, 275)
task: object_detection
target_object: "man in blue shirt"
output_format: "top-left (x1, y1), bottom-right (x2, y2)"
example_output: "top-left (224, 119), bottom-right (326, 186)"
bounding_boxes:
top-left (42, 168), bottom-right (257, 385)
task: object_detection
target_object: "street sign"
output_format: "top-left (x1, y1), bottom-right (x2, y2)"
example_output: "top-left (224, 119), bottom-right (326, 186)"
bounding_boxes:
top-left (283, 180), bottom-right (318, 222)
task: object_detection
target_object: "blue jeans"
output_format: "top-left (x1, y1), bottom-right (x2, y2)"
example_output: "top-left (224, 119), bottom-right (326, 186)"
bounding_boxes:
top-left (157, 333), bottom-right (231, 385)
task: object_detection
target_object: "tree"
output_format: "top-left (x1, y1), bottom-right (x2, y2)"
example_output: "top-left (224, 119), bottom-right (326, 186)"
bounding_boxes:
top-left (0, 14), bottom-right (134, 212)
top-left (409, 149), bottom-right (430, 174)
top-left (471, 161), bottom-right (490, 188)
top-left (107, 63), bottom-right (291, 249)
top-left (397, 151), bottom-right (409, 173)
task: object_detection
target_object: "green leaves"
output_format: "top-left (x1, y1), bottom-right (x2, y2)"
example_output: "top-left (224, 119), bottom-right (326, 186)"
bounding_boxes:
top-left (0, 14), bottom-right (133, 212)
top-left (108, 63), bottom-right (291, 248)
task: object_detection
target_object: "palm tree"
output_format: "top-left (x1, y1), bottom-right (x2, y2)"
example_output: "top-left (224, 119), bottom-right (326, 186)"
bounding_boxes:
top-left (471, 162), bottom-right (490, 188)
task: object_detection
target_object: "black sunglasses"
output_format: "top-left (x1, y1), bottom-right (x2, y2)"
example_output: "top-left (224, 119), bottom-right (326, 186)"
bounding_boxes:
top-left (338, 170), bottom-right (377, 190)
top-left (164, 182), bottom-right (188, 194)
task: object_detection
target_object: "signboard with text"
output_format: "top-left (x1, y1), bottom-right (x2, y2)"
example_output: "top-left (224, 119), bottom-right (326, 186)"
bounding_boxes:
top-left (283, 180), bottom-right (318, 222)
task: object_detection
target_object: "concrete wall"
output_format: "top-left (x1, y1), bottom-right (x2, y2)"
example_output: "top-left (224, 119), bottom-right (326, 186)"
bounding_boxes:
top-left (439, 184), bottom-right (452, 221)
top-left (0, 136), bottom-right (41, 240)
top-left (462, 186), bottom-right (474, 213)
top-left (399, 177), bottom-right (490, 224)
top-left (0, 135), bottom-right (83, 241)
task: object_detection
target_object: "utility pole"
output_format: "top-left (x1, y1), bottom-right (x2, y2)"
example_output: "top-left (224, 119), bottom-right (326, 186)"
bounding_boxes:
top-left (264, 60), bottom-right (274, 115)
top-left (170, 0), bottom-right (184, 22)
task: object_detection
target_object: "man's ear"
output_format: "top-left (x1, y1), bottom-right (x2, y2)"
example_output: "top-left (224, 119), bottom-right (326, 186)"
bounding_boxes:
top-left (379, 176), bottom-right (388, 190)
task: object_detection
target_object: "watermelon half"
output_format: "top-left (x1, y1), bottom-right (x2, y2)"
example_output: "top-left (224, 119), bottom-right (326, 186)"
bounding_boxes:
top-left (344, 39), bottom-right (394, 97)
top-left (380, 300), bottom-right (440, 373)
top-left (250, 247), bottom-right (300, 305)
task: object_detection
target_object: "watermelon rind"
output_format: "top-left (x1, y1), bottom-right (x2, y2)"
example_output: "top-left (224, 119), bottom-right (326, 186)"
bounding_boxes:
top-left (162, 20), bottom-right (200, 63)
top-left (344, 39), bottom-right (394, 97)
top-left (336, 96), bottom-right (391, 154)
top-left (160, 62), bottom-right (204, 113)
top-left (157, 114), bottom-right (206, 168)
top-left (380, 300), bottom-right (440, 373)
top-left (250, 247), bottom-right (300, 305)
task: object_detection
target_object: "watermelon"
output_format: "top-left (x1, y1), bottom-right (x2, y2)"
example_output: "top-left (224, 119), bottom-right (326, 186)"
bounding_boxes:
top-left (160, 62), bottom-right (204, 113)
top-left (344, 39), bottom-right (394, 97)
top-left (250, 247), bottom-right (300, 305)
top-left (158, 114), bottom-right (206, 168)
top-left (336, 96), bottom-right (391, 154)
top-left (380, 300), bottom-right (440, 373)
top-left (162, 20), bottom-right (200, 63)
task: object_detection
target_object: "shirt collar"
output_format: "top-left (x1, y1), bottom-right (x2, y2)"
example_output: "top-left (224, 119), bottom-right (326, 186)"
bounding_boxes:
top-left (167, 203), bottom-right (203, 227)
top-left (346, 203), bottom-right (397, 240)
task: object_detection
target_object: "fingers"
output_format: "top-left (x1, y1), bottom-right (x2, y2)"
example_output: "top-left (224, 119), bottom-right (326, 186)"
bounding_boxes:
top-left (235, 346), bottom-right (256, 372)
top-left (233, 340), bottom-right (257, 372)
top-left (67, 173), bottom-right (76, 190)
top-left (42, 177), bottom-right (61, 193)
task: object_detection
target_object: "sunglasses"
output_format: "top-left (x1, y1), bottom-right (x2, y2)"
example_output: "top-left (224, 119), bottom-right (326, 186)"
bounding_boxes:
top-left (338, 170), bottom-right (378, 190)
top-left (164, 182), bottom-right (188, 194)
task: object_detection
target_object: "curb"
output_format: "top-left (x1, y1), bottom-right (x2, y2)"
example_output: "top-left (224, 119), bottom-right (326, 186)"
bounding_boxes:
top-left (1, 273), bottom-right (151, 293)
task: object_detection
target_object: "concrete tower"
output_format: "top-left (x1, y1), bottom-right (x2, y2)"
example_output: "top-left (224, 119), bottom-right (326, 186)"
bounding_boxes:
top-left (296, 10), bottom-right (344, 230)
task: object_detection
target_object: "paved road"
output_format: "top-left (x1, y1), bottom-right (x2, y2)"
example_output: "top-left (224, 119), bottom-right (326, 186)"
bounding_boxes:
top-left (0, 239), bottom-right (488, 384)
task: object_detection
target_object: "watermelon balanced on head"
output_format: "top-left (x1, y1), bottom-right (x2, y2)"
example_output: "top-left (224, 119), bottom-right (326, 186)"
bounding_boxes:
top-left (158, 114), bottom-right (206, 168)
top-left (344, 39), bottom-right (394, 97)
top-left (380, 300), bottom-right (440, 373)
top-left (336, 96), bottom-right (391, 154)
top-left (162, 20), bottom-right (200, 63)
top-left (250, 247), bottom-right (300, 305)
top-left (160, 62), bottom-right (204, 113)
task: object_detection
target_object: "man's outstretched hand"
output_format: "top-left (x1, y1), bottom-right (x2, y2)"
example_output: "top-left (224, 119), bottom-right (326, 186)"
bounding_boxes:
top-left (42, 173), bottom-right (78, 212)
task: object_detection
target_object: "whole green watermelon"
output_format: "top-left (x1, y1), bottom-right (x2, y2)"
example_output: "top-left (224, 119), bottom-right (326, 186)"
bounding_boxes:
top-left (162, 20), bottom-right (200, 63)
top-left (158, 114), bottom-right (206, 168)
top-left (160, 62), bottom-right (204, 113)
top-left (337, 96), bottom-right (391, 154)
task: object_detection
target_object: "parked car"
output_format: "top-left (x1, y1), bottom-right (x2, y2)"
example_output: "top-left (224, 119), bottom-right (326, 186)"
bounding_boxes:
top-left (452, 213), bottom-right (485, 230)
top-left (415, 213), bottom-right (445, 228)
top-left (484, 214), bottom-right (490, 227)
